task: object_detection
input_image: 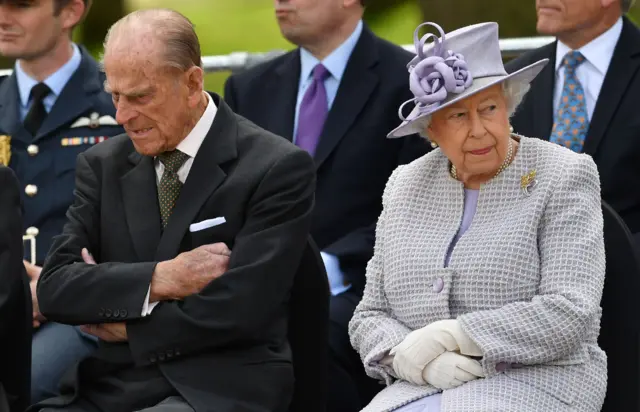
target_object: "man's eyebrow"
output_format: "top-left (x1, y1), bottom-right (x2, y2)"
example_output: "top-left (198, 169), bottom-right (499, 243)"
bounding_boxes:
top-left (103, 84), bottom-right (153, 97)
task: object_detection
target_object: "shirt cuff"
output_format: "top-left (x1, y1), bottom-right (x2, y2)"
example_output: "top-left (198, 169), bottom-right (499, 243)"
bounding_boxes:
top-left (320, 251), bottom-right (351, 296)
top-left (141, 285), bottom-right (159, 316)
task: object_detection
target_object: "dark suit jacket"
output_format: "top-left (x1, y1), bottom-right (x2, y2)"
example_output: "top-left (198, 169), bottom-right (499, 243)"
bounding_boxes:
top-left (35, 95), bottom-right (316, 412)
top-left (0, 46), bottom-right (124, 265)
top-left (506, 17), bottom-right (640, 234)
top-left (0, 166), bottom-right (32, 412)
top-left (224, 25), bottom-right (428, 296)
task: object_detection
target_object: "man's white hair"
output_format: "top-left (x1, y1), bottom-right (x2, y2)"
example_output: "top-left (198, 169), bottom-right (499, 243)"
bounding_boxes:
top-left (416, 80), bottom-right (530, 139)
top-left (622, 0), bottom-right (636, 13)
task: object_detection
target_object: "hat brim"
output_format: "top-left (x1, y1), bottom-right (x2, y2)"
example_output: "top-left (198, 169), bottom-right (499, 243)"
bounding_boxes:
top-left (387, 58), bottom-right (549, 138)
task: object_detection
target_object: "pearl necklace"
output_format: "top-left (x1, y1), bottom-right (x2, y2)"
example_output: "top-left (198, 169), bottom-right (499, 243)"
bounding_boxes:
top-left (450, 137), bottom-right (514, 181)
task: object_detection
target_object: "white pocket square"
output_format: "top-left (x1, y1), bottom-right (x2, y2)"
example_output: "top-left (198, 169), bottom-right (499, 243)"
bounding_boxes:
top-left (70, 112), bottom-right (119, 129)
top-left (189, 217), bottom-right (226, 232)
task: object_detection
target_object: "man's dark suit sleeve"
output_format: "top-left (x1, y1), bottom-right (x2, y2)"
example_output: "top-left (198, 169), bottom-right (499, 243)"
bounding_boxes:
top-left (0, 167), bottom-right (32, 412)
top-left (37, 153), bottom-right (157, 324)
top-left (125, 149), bottom-right (316, 366)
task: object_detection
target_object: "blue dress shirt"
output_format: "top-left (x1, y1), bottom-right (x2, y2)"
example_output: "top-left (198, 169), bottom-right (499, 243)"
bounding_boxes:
top-left (294, 21), bottom-right (363, 296)
top-left (15, 43), bottom-right (82, 121)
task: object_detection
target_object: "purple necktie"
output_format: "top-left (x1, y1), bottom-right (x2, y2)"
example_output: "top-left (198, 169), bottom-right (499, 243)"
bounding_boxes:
top-left (296, 64), bottom-right (330, 155)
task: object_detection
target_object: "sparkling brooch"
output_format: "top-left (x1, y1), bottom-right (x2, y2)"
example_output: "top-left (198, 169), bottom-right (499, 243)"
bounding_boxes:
top-left (521, 170), bottom-right (537, 195)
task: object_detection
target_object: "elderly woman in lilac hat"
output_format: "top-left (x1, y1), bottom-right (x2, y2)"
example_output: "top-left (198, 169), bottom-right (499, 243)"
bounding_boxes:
top-left (348, 22), bottom-right (607, 412)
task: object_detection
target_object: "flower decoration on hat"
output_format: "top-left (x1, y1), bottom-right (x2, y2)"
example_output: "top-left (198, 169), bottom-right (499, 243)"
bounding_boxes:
top-left (398, 22), bottom-right (474, 121)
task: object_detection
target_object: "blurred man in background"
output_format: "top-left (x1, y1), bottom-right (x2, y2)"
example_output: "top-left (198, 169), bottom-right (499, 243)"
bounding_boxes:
top-left (0, 166), bottom-right (32, 412)
top-left (507, 0), bottom-right (640, 241)
top-left (224, 0), bottom-right (428, 410)
top-left (0, 0), bottom-right (123, 403)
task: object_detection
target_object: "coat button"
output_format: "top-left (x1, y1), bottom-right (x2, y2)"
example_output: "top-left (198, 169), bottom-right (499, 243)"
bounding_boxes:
top-left (105, 309), bottom-right (112, 318)
top-left (27, 144), bottom-right (39, 156)
top-left (158, 353), bottom-right (166, 361)
top-left (175, 348), bottom-right (181, 357)
top-left (98, 308), bottom-right (105, 317)
top-left (120, 309), bottom-right (128, 318)
top-left (149, 354), bottom-right (157, 363)
top-left (113, 309), bottom-right (120, 317)
top-left (166, 349), bottom-right (174, 359)
top-left (25, 184), bottom-right (38, 197)
top-left (432, 277), bottom-right (444, 293)
top-left (496, 362), bottom-right (510, 373)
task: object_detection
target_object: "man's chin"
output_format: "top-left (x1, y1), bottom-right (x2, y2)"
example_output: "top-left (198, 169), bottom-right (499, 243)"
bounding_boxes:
top-left (130, 140), bottom-right (161, 157)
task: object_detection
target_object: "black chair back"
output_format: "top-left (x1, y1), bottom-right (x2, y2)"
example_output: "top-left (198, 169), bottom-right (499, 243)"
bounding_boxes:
top-left (287, 237), bottom-right (330, 412)
top-left (599, 200), bottom-right (640, 412)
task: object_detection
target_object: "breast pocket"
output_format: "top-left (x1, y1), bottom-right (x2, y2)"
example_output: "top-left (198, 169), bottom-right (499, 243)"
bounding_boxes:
top-left (189, 217), bottom-right (235, 250)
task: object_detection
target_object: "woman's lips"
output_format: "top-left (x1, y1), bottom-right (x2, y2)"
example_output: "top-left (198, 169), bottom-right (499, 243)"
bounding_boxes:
top-left (469, 147), bottom-right (492, 156)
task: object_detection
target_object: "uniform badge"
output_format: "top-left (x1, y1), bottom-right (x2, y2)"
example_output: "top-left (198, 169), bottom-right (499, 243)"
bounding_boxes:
top-left (0, 135), bottom-right (11, 166)
top-left (70, 112), bottom-right (118, 129)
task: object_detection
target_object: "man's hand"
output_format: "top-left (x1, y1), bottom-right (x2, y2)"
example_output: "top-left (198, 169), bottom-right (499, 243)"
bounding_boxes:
top-left (150, 243), bottom-right (231, 302)
top-left (23, 260), bottom-right (42, 280)
top-left (80, 323), bottom-right (128, 342)
top-left (30, 278), bottom-right (46, 328)
top-left (24, 261), bottom-right (45, 327)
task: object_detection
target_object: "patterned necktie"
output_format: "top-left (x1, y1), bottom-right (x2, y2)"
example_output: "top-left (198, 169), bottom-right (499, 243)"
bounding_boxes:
top-left (157, 150), bottom-right (190, 228)
top-left (550, 51), bottom-right (589, 152)
top-left (296, 64), bottom-right (330, 155)
top-left (24, 82), bottom-right (51, 136)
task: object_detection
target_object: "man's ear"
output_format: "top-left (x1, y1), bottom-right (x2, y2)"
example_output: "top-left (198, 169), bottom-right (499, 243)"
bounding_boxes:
top-left (59, 0), bottom-right (87, 32)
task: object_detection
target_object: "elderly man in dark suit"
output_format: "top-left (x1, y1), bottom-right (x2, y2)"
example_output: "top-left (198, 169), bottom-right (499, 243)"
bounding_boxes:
top-left (223, 1), bottom-right (428, 409)
top-left (31, 8), bottom-right (315, 412)
top-left (0, 0), bottom-right (124, 401)
top-left (0, 166), bottom-right (32, 412)
top-left (506, 0), bottom-right (640, 241)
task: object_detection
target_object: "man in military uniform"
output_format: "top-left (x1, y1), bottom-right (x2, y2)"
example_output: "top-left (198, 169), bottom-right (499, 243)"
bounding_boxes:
top-left (0, 0), bottom-right (123, 403)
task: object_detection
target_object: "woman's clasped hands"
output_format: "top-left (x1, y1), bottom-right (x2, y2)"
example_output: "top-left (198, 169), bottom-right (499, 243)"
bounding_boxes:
top-left (389, 319), bottom-right (485, 389)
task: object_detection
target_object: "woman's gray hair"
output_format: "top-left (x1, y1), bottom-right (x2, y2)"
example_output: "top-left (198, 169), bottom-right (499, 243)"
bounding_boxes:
top-left (416, 80), bottom-right (531, 139)
top-left (102, 8), bottom-right (203, 72)
top-left (622, 0), bottom-right (636, 13)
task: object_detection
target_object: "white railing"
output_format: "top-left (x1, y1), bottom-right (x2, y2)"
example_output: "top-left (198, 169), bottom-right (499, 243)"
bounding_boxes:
top-left (0, 36), bottom-right (555, 77)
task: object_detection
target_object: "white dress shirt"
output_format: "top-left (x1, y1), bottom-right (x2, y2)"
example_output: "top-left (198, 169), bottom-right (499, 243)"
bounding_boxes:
top-left (554, 17), bottom-right (623, 120)
top-left (141, 92), bottom-right (218, 316)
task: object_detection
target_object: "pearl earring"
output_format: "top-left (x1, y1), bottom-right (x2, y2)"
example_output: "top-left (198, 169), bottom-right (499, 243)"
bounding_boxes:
top-left (430, 141), bottom-right (438, 149)
top-left (509, 125), bottom-right (514, 133)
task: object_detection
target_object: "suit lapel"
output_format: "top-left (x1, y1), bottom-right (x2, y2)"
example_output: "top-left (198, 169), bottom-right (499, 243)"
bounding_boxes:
top-left (0, 74), bottom-right (22, 137)
top-left (583, 17), bottom-right (640, 155)
top-left (266, 51), bottom-right (300, 141)
top-left (120, 150), bottom-right (162, 262)
top-left (528, 42), bottom-right (556, 141)
top-left (313, 27), bottom-right (379, 169)
top-left (154, 95), bottom-right (238, 262)
top-left (35, 47), bottom-right (103, 142)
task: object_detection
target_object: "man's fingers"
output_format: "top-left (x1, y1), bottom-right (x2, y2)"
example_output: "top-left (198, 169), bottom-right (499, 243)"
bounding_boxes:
top-left (201, 243), bottom-right (231, 256)
top-left (81, 248), bottom-right (96, 264)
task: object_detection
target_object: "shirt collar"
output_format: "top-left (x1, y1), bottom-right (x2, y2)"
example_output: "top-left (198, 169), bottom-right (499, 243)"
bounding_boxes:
top-left (299, 19), bottom-right (363, 83)
top-left (555, 17), bottom-right (623, 75)
top-left (15, 43), bottom-right (82, 107)
top-left (175, 92), bottom-right (217, 158)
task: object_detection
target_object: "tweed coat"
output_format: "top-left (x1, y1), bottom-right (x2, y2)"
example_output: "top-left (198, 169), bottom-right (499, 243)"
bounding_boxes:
top-left (349, 136), bottom-right (607, 412)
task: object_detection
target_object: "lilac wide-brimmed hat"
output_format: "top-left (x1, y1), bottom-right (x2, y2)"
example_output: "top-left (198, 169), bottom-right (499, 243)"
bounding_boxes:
top-left (388, 22), bottom-right (548, 138)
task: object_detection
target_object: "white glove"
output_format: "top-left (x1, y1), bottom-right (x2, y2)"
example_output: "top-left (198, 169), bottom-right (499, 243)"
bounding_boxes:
top-left (422, 351), bottom-right (484, 390)
top-left (391, 319), bottom-right (482, 385)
